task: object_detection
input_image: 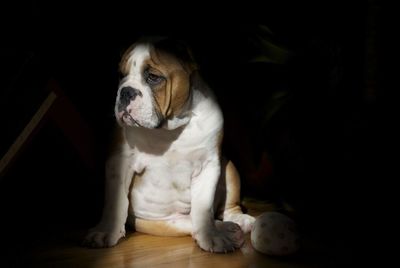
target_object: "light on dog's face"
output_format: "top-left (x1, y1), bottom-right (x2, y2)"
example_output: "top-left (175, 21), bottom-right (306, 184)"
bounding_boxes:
top-left (116, 40), bottom-right (194, 129)
top-left (115, 44), bottom-right (164, 129)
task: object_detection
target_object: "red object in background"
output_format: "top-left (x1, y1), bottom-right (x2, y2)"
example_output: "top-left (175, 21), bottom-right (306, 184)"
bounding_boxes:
top-left (246, 151), bottom-right (273, 189)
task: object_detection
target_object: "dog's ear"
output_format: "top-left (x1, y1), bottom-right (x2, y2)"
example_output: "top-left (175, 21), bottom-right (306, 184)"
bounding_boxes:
top-left (153, 38), bottom-right (198, 73)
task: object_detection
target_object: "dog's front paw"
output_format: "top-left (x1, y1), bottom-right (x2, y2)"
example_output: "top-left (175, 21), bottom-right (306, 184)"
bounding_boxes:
top-left (193, 221), bottom-right (244, 253)
top-left (83, 225), bottom-right (126, 248)
top-left (224, 213), bottom-right (256, 234)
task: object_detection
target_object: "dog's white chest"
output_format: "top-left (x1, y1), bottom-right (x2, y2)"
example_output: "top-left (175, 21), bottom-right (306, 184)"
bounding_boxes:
top-left (129, 146), bottom-right (206, 220)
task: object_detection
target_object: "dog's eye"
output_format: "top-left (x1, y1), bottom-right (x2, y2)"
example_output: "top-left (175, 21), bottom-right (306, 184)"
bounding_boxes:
top-left (146, 73), bottom-right (164, 85)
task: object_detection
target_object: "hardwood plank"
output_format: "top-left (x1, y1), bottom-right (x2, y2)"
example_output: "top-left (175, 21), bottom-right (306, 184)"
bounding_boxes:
top-left (25, 202), bottom-right (328, 268)
top-left (29, 232), bottom-right (314, 268)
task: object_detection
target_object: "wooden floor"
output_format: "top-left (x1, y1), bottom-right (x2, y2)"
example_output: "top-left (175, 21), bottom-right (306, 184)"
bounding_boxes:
top-left (27, 233), bottom-right (316, 268)
top-left (23, 201), bottom-right (337, 268)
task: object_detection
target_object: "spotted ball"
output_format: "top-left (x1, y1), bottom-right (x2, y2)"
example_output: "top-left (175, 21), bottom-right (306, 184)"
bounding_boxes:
top-left (250, 212), bottom-right (299, 256)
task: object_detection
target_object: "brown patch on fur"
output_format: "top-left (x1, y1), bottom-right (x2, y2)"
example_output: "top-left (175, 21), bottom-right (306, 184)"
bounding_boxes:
top-left (143, 45), bottom-right (196, 119)
top-left (134, 218), bottom-right (190, 236)
top-left (222, 159), bottom-right (242, 212)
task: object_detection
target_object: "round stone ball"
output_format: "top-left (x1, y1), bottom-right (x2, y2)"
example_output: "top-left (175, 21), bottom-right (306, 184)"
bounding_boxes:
top-left (251, 211), bottom-right (299, 256)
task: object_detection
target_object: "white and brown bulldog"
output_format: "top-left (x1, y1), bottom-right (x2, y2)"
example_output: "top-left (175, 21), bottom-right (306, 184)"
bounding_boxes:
top-left (83, 38), bottom-right (255, 253)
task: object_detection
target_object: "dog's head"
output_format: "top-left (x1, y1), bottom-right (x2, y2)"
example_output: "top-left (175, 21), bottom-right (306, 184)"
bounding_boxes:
top-left (115, 38), bottom-right (197, 129)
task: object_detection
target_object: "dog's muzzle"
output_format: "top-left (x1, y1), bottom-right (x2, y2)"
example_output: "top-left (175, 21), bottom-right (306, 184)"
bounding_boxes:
top-left (117, 86), bottom-right (142, 112)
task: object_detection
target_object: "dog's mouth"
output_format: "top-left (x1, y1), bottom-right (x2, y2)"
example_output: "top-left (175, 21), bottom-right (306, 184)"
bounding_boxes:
top-left (116, 108), bottom-right (165, 129)
top-left (117, 110), bottom-right (143, 127)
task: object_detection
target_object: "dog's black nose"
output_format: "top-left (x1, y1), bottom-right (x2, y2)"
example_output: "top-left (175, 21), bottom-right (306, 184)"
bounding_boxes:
top-left (118, 86), bottom-right (142, 110)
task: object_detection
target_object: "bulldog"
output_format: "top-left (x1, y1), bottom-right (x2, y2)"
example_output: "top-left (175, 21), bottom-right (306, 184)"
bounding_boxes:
top-left (83, 38), bottom-right (255, 253)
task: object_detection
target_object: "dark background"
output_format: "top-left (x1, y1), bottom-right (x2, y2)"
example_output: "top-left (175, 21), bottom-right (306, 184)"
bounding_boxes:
top-left (1, 0), bottom-right (386, 266)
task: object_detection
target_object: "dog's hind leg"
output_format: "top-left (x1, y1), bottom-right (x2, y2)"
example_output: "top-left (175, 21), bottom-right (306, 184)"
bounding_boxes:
top-left (130, 215), bottom-right (192, 236)
top-left (220, 159), bottom-right (255, 234)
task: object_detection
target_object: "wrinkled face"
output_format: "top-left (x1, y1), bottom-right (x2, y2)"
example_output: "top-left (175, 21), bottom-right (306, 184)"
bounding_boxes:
top-left (115, 41), bottom-right (195, 129)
